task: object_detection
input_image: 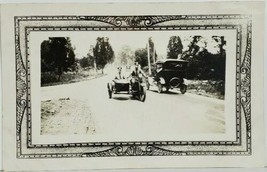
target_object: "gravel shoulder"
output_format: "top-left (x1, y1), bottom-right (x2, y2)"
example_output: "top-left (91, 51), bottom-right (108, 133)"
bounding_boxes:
top-left (41, 98), bottom-right (96, 135)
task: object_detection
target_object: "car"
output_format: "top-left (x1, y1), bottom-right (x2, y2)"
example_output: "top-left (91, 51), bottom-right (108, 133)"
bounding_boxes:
top-left (146, 59), bottom-right (188, 94)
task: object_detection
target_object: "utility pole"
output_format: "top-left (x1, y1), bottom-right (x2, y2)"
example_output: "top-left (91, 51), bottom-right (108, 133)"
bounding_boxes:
top-left (147, 39), bottom-right (151, 75)
top-left (91, 46), bottom-right (97, 73)
top-left (153, 44), bottom-right (156, 64)
top-left (94, 57), bottom-right (97, 72)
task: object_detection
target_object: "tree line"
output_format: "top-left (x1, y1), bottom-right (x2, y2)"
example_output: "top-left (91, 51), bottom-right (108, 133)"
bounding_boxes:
top-left (127, 36), bottom-right (226, 82)
top-left (41, 37), bottom-right (115, 81)
top-left (166, 36), bottom-right (226, 81)
top-left (41, 37), bottom-right (76, 81)
top-left (41, 35), bottom-right (226, 82)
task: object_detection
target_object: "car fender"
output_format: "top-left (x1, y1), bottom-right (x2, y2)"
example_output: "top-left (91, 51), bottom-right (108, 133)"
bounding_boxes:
top-left (183, 78), bottom-right (188, 85)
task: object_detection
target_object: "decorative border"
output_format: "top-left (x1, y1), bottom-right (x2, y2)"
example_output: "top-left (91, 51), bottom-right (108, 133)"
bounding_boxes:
top-left (15, 15), bottom-right (251, 158)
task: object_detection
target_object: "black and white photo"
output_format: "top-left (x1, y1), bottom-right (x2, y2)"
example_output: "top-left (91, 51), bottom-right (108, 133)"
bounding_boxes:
top-left (1, 2), bottom-right (265, 171)
top-left (40, 32), bottom-right (227, 136)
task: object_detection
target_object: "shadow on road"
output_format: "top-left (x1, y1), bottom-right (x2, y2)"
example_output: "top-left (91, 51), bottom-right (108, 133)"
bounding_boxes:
top-left (112, 97), bottom-right (131, 101)
top-left (111, 95), bottom-right (142, 102)
top-left (149, 90), bottom-right (180, 95)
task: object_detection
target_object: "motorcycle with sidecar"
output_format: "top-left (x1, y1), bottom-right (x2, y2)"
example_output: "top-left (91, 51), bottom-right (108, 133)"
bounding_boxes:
top-left (107, 73), bottom-right (146, 102)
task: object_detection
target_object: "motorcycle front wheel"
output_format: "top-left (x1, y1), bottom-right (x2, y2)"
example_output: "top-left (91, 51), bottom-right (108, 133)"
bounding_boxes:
top-left (107, 83), bottom-right (112, 98)
top-left (139, 87), bottom-right (146, 102)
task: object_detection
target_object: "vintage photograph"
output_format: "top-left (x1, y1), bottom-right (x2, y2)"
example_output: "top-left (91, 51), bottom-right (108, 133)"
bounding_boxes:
top-left (40, 31), bottom-right (226, 136)
top-left (2, 2), bottom-right (265, 170)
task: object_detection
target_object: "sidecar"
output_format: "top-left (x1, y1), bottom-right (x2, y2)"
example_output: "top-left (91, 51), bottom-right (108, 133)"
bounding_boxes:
top-left (107, 79), bottom-right (130, 98)
top-left (107, 77), bottom-right (146, 102)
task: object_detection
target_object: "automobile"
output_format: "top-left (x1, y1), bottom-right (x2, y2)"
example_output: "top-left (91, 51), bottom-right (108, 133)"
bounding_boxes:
top-left (146, 59), bottom-right (188, 94)
top-left (107, 74), bottom-right (146, 102)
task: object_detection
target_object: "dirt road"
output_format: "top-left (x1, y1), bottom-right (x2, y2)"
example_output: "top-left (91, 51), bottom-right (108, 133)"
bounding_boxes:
top-left (41, 75), bottom-right (225, 139)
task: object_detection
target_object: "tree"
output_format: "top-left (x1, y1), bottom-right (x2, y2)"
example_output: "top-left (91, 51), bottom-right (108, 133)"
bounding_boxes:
top-left (79, 55), bottom-right (94, 69)
top-left (134, 38), bottom-right (157, 68)
top-left (93, 37), bottom-right (114, 73)
top-left (209, 36), bottom-right (226, 80)
top-left (64, 37), bottom-right (76, 71)
top-left (167, 36), bottom-right (183, 59)
top-left (181, 36), bottom-right (226, 81)
top-left (41, 40), bottom-right (54, 72)
top-left (41, 37), bottom-right (76, 81)
top-left (134, 48), bottom-right (148, 67)
top-left (79, 46), bottom-right (95, 69)
top-left (116, 45), bottom-right (135, 66)
top-left (148, 37), bottom-right (158, 63)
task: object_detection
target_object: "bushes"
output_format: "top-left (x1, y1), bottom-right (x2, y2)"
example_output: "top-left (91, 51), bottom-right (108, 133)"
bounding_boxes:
top-left (41, 68), bottom-right (102, 87)
top-left (187, 80), bottom-right (225, 99)
top-left (41, 72), bottom-right (79, 86)
top-left (41, 72), bottom-right (60, 85)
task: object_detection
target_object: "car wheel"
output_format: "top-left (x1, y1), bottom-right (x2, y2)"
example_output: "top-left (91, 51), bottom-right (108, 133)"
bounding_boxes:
top-left (157, 82), bottom-right (163, 93)
top-left (180, 84), bottom-right (187, 94)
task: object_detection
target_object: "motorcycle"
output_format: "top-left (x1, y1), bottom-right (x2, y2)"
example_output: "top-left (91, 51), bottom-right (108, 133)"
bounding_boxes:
top-left (130, 73), bottom-right (146, 102)
top-left (107, 73), bottom-right (146, 102)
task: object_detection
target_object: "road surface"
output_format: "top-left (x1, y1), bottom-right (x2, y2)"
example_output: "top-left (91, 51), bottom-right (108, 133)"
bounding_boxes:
top-left (41, 75), bottom-right (225, 140)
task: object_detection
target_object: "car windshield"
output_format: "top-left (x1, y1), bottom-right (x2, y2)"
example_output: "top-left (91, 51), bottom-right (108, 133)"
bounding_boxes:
top-left (164, 61), bottom-right (185, 70)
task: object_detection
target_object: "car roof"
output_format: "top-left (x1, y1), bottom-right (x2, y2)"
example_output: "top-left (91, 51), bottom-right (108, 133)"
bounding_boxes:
top-left (156, 59), bottom-right (188, 64)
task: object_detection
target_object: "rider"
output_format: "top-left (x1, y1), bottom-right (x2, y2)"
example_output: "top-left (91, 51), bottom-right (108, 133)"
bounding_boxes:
top-left (114, 66), bottom-right (125, 80)
top-left (129, 62), bottom-right (147, 88)
top-left (130, 62), bottom-right (146, 78)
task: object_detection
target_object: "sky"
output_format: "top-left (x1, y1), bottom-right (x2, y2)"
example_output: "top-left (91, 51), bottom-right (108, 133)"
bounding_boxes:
top-left (70, 31), bottom-right (175, 59)
top-left (45, 30), bottom-right (227, 60)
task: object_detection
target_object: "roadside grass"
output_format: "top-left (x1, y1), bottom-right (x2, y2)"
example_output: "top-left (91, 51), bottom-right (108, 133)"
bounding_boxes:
top-left (186, 80), bottom-right (225, 100)
top-left (41, 69), bottom-right (105, 87)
